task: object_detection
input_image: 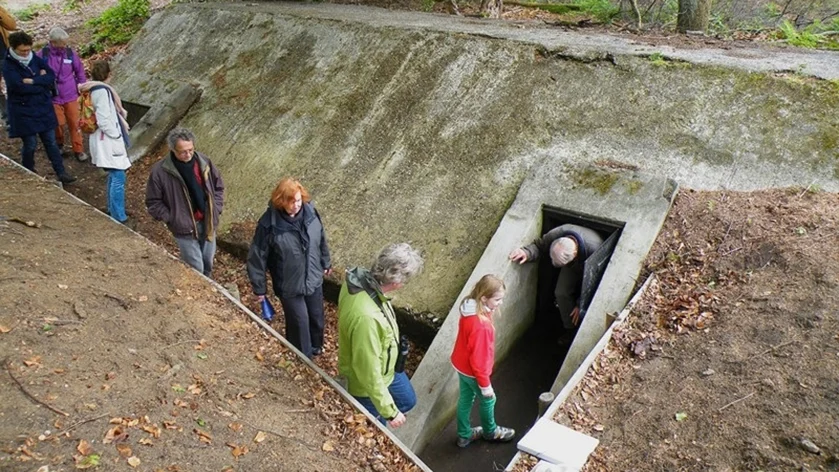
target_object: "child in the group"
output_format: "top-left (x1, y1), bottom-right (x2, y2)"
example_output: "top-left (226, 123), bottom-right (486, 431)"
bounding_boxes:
top-left (450, 274), bottom-right (516, 448)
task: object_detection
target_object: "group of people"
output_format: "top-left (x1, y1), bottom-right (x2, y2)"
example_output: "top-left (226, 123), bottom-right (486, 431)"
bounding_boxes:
top-left (139, 126), bottom-right (604, 447)
top-left (3, 19), bottom-right (605, 447)
top-left (1, 22), bottom-right (133, 224)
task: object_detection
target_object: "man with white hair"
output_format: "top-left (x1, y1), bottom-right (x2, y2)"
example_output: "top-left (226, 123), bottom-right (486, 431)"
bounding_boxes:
top-left (509, 224), bottom-right (604, 336)
top-left (38, 27), bottom-right (87, 161)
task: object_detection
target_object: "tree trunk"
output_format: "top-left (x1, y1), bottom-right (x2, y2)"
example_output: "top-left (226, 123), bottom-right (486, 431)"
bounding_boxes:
top-left (480, 0), bottom-right (502, 18)
top-left (677, 0), bottom-right (710, 32)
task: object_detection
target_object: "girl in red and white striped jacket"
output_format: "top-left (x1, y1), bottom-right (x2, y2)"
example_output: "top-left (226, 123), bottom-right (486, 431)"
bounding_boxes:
top-left (450, 274), bottom-right (516, 448)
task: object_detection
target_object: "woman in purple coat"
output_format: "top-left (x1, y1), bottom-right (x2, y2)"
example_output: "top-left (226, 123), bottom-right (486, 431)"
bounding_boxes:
top-left (2, 31), bottom-right (74, 183)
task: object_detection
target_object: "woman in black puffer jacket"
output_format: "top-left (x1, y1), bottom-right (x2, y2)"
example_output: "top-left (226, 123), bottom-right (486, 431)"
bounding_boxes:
top-left (247, 178), bottom-right (332, 359)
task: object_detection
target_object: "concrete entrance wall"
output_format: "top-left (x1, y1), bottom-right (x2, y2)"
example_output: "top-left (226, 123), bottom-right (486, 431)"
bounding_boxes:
top-left (396, 161), bottom-right (677, 452)
top-left (111, 2), bottom-right (839, 321)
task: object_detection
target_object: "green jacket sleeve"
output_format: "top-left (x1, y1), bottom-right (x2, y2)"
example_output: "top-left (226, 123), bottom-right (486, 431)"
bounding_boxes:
top-left (350, 313), bottom-right (397, 419)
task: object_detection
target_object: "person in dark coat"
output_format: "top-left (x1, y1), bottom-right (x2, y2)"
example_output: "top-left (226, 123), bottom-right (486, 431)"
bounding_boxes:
top-left (145, 128), bottom-right (225, 276)
top-left (2, 31), bottom-right (74, 183)
top-left (247, 178), bottom-right (332, 359)
top-left (509, 224), bottom-right (603, 336)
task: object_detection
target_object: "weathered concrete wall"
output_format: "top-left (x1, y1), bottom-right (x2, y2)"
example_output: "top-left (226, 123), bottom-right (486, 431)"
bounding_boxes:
top-left (112, 2), bottom-right (839, 319)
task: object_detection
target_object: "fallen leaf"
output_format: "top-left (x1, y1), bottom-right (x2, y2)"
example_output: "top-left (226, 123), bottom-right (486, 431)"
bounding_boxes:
top-left (187, 384), bottom-right (202, 395)
top-left (105, 372), bottom-right (116, 381)
top-left (196, 418), bottom-right (206, 427)
top-left (172, 384), bottom-right (186, 393)
top-left (0, 324), bottom-right (11, 333)
top-left (102, 425), bottom-right (124, 444)
top-left (127, 456), bottom-right (141, 467)
top-left (322, 441), bottom-right (334, 452)
top-left (137, 296), bottom-right (148, 302)
top-left (163, 420), bottom-right (178, 430)
top-left (138, 438), bottom-right (153, 446)
top-left (227, 443), bottom-right (249, 458)
top-left (23, 356), bottom-right (42, 367)
top-left (58, 284), bottom-right (68, 290)
top-left (141, 424), bottom-right (161, 438)
top-left (228, 422), bottom-right (243, 432)
top-left (255, 351), bottom-right (264, 361)
top-left (675, 412), bottom-right (688, 422)
top-left (241, 392), bottom-right (255, 399)
top-left (76, 440), bottom-right (93, 456)
top-left (194, 428), bottom-right (212, 444)
top-left (173, 398), bottom-right (188, 408)
top-left (115, 443), bottom-right (132, 457)
top-left (253, 431), bottom-right (267, 443)
top-left (593, 424), bottom-right (605, 432)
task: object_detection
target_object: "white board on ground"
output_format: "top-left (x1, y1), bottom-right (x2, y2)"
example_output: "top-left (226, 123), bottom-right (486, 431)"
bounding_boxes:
top-left (517, 418), bottom-right (599, 470)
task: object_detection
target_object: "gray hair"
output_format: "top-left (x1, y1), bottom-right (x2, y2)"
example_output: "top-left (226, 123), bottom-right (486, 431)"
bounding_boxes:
top-left (167, 128), bottom-right (196, 150)
top-left (371, 243), bottom-right (424, 286)
top-left (549, 237), bottom-right (577, 267)
top-left (49, 27), bottom-right (69, 42)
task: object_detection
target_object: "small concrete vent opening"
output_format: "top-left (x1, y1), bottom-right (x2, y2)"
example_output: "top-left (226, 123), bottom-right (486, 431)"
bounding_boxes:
top-left (121, 101), bottom-right (151, 129)
top-left (419, 207), bottom-right (624, 472)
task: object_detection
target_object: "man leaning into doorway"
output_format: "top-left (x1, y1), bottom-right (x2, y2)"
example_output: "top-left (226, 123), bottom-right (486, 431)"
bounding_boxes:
top-left (509, 224), bottom-right (603, 343)
top-left (145, 128), bottom-right (225, 277)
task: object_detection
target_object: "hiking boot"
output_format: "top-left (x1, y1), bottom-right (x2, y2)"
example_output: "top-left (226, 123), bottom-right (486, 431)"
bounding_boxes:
top-left (75, 152), bottom-right (88, 162)
top-left (483, 426), bottom-right (515, 442)
top-left (121, 218), bottom-right (137, 231)
top-left (312, 347), bottom-right (323, 356)
top-left (456, 426), bottom-right (483, 448)
top-left (58, 173), bottom-right (77, 184)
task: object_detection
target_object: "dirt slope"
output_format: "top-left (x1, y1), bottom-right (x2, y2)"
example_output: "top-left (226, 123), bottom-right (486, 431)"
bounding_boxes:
top-left (0, 158), bottom-right (419, 472)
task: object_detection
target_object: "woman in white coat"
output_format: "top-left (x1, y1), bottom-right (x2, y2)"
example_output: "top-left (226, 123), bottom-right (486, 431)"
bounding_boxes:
top-left (79, 60), bottom-right (131, 225)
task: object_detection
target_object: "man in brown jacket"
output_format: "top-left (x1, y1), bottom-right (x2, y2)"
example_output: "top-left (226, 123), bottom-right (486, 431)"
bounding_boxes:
top-left (145, 128), bottom-right (225, 277)
top-left (0, 5), bottom-right (16, 125)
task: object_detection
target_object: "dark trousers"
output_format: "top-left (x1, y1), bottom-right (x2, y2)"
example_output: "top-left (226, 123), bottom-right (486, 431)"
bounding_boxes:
top-left (21, 129), bottom-right (66, 176)
top-left (279, 285), bottom-right (324, 359)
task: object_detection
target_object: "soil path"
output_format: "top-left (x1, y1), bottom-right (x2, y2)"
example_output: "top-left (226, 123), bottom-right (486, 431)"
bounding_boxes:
top-left (553, 188), bottom-right (839, 471)
top-left (0, 157), bottom-right (419, 471)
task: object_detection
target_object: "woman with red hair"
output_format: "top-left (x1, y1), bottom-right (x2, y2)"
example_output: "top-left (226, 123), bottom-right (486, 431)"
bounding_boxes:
top-left (247, 178), bottom-right (332, 358)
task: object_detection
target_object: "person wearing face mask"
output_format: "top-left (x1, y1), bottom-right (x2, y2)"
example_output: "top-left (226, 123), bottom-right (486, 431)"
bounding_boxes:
top-left (145, 128), bottom-right (225, 276)
top-left (2, 31), bottom-right (75, 183)
top-left (247, 178), bottom-right (332, 359)
top-left (509, 223), bottom-right (603, 344)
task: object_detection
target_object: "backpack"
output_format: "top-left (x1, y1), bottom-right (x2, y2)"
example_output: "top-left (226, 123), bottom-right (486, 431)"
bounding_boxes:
top-left (78, 85), bottom-right (106, 134)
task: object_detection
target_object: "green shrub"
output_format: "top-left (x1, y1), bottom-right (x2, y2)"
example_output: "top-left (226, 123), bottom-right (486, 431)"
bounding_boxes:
top-left (574, 0), bottom-right (619, 23)
top-left (13, 3), bottom-right (51, 21)
top-left (63, 0), bottom-right (84, 12)
top-left (777, 19), bottom-right (839, 50)
top-left (85, 0), bottom-right (150, 52)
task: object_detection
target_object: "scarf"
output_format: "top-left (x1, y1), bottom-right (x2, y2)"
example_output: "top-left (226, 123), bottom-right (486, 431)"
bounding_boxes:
top-left (9, 48), bottom-right (32, 66)
top-left (78, 81), bottom-right (131, 138)
top-left (171, 154), bottom-right (207, 218)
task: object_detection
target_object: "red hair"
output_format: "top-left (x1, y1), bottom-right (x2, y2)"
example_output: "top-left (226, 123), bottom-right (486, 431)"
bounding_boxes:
top-left (271, 178), bottom-right (311, 209)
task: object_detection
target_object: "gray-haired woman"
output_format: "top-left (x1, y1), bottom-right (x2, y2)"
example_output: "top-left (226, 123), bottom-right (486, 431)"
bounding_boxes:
top-left (337, 243), bottom-right (423, 428)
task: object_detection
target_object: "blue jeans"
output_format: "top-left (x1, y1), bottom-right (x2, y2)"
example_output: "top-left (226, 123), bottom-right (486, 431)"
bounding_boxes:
top-left (105, 169), bottom-right (127, 223)
top-left (174, 220), bottom-right (216, 277)
top-left (354, 372), bottom-right (417, 424)
top-left (21, 129), bottom-right (65, 176)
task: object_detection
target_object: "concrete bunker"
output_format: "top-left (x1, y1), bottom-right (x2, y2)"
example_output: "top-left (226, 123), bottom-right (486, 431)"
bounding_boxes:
top-left (397, 164), bottom-right (677, 456)
top-left (420, 206), bottom-right (625, 471)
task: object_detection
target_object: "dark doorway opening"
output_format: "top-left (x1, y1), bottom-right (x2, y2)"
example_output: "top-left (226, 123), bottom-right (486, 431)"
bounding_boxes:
top-left (420, 208), bottom-right (624, 472)
top-left (536, 207), bottom-right (623, 344)
top-left (121, 101), bottom-right (151, 129)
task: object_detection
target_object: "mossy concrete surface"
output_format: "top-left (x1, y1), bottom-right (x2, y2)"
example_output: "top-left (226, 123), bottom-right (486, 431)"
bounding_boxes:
top-left (112, 2), bottom-right (839, 319)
